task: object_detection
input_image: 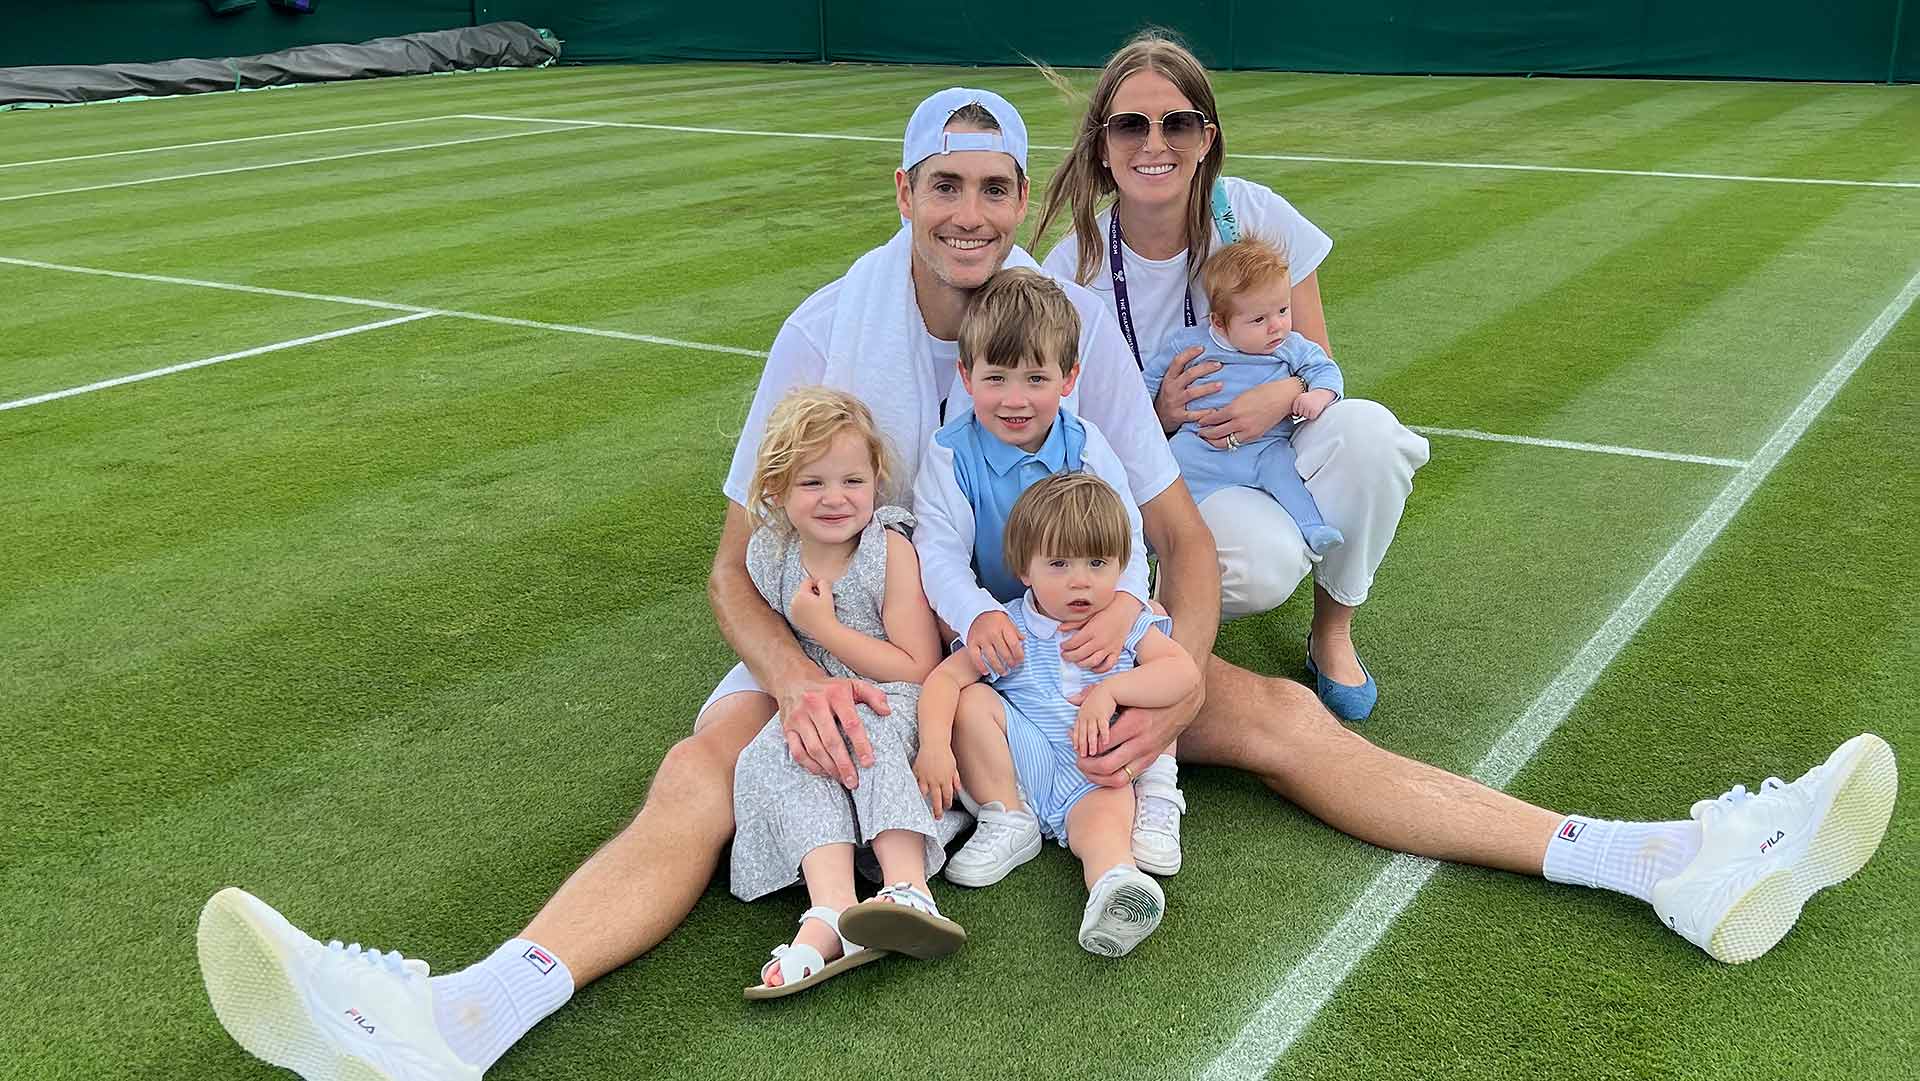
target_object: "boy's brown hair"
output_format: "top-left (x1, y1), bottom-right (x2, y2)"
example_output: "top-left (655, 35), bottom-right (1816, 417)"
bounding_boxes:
top-left (1002, 471), bottom-right (1131, 574)
top-left (958, 267), bottom-right (1081, 375)
top-left (1201, 235), bottom-right (1291, 318)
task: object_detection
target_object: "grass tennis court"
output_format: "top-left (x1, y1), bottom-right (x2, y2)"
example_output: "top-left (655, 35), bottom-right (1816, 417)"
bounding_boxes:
top-left (4, 62), bottom-right (1916, 1080)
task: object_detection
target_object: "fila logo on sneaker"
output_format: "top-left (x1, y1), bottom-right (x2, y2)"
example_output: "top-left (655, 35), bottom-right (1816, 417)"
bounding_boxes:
top-left (1557, 820), bottom-right (1585, 842)
top-left (1758, 830), bottom-right (1786, 855)
top-left (523, 945), bottom-right (557, 975)
top-left (344, 1008), bottom-right (376, 1036)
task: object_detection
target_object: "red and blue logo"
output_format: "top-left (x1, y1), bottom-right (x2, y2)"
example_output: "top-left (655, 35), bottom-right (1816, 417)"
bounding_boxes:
top-left (1557, 820), bottom-right (1585, 842)
top-left (523, 945), bottom-right (557, 975)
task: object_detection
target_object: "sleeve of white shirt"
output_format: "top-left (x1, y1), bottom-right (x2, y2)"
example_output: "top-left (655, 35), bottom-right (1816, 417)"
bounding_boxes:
top-left (1080, 420), bottom-right (1152, 610)
top-left (1228, 176), bottom-right (1333, 285)
top-left (721, 291), bottom-right (833, 507)
top-left (1058, 283), bottom-right (1181, 507)
top-left (911, 438), bottom-right (1007, 642)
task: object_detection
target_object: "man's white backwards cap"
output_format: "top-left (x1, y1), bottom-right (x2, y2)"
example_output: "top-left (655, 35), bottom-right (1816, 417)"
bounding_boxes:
top-left (901, 87), bottom-right (1029, 173)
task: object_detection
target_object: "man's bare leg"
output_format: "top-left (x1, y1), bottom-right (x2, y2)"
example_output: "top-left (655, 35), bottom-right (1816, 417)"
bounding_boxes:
top-left (522, 692), bottom-right (774, 986)
top-left (1179, 656), bottom-right (1559, 875)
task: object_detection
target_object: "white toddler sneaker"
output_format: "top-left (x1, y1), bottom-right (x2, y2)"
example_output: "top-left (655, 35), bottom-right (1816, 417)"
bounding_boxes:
top-left (944, 801), bottom-right (1042, 887)
top-left (1651, 733), bottom-right (1897, 964)
top-left (1078, 865), bottom-right (1166, 958)
top-left (197, 887), bottom-right (479, 1081)
top-left (1131, 781), bottom-right (1187, 876)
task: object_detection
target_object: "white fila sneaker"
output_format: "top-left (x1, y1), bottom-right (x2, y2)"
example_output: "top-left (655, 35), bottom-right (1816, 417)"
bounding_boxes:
top-left (1651, 733), bottom-right (1898, 964)
top-left (197, 888), bottom-right (479, 1081)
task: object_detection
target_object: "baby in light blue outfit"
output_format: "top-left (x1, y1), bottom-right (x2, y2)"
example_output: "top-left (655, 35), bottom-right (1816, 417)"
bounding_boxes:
top-left (1144, 237), bottom-right (1346, 557)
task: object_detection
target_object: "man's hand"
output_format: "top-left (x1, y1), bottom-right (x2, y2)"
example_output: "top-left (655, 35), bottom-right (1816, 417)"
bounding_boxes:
top-left (1070, 685), bottom-right (1119, 757)
top-left (965, 611), bottom-right (1025, 677)
top-left (1059, 593), bottom-right (1143, 673)
top-left (913, 743), bottom-right (959, 818)
top-left (777, 676), bottom-right (886, 788)
top-left (1076, 681), bottom-right (1205, 787)
top-left (788, 576), bottom-right (838, 639)
top-left (1292, 387), bottom-right (1337, 421)
top-left (1153, 345), bottom-right (1223, 433)
top-left (1196, 376), bottom-right (1304, 450)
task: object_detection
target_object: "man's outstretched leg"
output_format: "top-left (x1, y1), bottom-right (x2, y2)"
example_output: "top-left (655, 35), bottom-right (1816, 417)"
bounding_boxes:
top-left (1181, 658), bottom-right (1898, 963)
top-left (197, 694), bottom-right (774, 1080)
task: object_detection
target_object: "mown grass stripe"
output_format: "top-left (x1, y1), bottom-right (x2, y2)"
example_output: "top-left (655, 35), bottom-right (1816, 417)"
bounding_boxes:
top-left (1199, 259), bottom-right (1920, 1081)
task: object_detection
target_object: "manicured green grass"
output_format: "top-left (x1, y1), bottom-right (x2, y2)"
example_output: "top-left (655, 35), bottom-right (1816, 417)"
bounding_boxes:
top-left (2, 62), bottom-right (1914, 1080)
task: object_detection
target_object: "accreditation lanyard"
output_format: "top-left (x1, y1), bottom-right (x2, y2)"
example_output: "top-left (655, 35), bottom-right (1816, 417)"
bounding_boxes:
top-left (1108, 212), bottom-right (1194, 369)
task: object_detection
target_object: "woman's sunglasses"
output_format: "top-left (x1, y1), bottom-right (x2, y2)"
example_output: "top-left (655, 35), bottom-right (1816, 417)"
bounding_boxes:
top-left (1103, 109), bottom-right (1211, 152)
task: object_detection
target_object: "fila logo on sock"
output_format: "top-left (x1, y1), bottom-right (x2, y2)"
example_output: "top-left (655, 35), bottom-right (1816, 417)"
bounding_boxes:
top-left (1759, 830), bottom-right (1786, 855)
top-left (1557, 820), bottom-right (1585, 842)
top-left (344, 1008), bottom-right (376, 1036)
top-left (523, 945), bottom-right (557, 975)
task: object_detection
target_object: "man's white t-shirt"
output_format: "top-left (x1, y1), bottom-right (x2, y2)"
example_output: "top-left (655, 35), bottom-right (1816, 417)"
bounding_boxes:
top-left (723, 273), bottom-right (1179, 513)
top-left (1040, 176), bottom-right (1334, 364)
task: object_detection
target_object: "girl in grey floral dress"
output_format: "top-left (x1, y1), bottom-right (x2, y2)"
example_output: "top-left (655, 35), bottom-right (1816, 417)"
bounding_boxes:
top-left (731, 387), bottom-right (967, 999)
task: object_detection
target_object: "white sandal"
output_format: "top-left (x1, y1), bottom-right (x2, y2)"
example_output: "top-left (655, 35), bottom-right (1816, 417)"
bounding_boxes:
top-left (743, 905), bottom-right (882, 1001)
top-left (839, 882), bottom-right (968, 959)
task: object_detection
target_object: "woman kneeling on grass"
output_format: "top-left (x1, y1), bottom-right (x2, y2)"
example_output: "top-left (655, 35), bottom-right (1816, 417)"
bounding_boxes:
top-left (728, 387), bottom-right (965, 998)
top-left (1035, 31), bottom-right (1430, 722)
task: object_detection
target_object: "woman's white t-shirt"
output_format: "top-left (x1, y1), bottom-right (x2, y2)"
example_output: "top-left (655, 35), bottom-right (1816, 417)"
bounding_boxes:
top-left (1040, 176), bottom-right (1333, 364)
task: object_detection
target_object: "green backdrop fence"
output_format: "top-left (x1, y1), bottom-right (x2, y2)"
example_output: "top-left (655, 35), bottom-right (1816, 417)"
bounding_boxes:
top-left (5, 1), bottom-right (1915, 83)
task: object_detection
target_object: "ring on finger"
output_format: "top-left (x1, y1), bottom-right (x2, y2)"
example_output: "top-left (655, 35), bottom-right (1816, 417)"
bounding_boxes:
top-left (1226, 432), bottom-right (1242, 450)
top-left (1121, 763), bottom-right (1137, 782)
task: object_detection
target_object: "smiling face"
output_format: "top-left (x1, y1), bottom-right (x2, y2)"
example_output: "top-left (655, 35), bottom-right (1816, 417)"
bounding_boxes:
top-left (1214, 275), bottom-right (1293, 354)
top-left (1021, 550), bottom-right (1124, 624)
top-left (777, 430), bottom-right (878, 547)
top-left (1103, 69), bottom-right (1216, 217)
top-left (959, 356), bottom-right (1079, 453)
top-left (895, 128), bottom-right (1030, 294)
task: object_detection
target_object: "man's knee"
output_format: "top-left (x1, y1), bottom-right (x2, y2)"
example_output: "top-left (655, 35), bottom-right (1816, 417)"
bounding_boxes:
top-left (647, 706), bottom-right (766, 807)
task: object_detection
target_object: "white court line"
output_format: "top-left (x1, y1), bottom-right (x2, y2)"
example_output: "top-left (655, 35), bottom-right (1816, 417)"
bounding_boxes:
top-left (2, 257), bottom-right (1752, 465)
top-left (1410, 425), bottom-right (1748, 468)
top-left (0, 256), bottom-right (770, 361)
top-left (0, 115), bottom-right (457, 171)
top-left (1200, 260), bottom-right (1920, 1081)
top-left (455, 113), bottom-right (1920, 191)
top-left (0, 124), bottom-right (589, 204)
top-left (0, 311), bottom-right (436, 412)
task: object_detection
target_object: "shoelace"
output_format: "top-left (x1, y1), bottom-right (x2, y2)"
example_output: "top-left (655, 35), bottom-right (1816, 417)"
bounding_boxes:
top-left (1136, 796), bottom-right (1180, 835)
top-left (1690, 776), bottom-right (1789, 822)
top-left (326, 940), bottom-right (416, 979)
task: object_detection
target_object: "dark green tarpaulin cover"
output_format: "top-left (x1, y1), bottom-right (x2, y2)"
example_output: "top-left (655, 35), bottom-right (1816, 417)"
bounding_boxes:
top-left (5, 1), bottom-right (1915, 83)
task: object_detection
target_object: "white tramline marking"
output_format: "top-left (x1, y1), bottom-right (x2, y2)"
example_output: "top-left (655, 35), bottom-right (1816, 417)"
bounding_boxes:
top-left (0, 125), bottom-right (589, 204)
top-left (0, 256), bottom-right (770, 360)
top-left (1200, 261), bottom-right (1920, 1081)
top-left (455, 113), bottom-right (1920, 191)
top-left (0, 312), bottom-right (436, 412)
top-left (0, 115), bottom-right (458, 171)
top-left (3, 256), bottom-right (1759, 465)
top-left (1410, 426), bottom-right (1748, 468)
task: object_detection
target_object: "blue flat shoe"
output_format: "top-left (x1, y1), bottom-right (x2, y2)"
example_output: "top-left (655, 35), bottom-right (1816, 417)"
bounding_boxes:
top-left (1305, 633), bottom-right (1378, 721)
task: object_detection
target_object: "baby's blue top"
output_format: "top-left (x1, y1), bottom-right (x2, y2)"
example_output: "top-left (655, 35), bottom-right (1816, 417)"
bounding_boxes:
top-left (1144, 326), bottom-right (1344, 440)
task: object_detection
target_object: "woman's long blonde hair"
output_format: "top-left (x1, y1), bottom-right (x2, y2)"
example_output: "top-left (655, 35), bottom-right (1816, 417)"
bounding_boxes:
top-left (1031, 30), bottom-right (1226, 286)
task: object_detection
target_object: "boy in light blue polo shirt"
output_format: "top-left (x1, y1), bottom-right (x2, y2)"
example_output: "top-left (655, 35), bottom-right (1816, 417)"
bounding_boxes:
top-left (911, 268), bottom-right (1188, 887)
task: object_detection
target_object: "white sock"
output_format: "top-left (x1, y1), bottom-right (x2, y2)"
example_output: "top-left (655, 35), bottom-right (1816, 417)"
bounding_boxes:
top-left (429, 938), bottom-right (574, 1070)
top-left (1139, 753), bottom-right (1179, 788)
top-left (1542, 816), bottom-right (1701, 904)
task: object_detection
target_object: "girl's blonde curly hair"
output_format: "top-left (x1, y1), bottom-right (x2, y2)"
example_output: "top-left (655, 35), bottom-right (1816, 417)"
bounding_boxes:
top-left (746, 386), bottom-right (899, 530)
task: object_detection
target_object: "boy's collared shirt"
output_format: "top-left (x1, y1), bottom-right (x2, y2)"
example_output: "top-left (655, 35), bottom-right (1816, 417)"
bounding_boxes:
top-left (913, 408), bottom-right (1151, 641)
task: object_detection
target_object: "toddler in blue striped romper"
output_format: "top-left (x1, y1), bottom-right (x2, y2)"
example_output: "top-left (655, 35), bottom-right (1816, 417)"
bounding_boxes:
top-left (918, 473), bottom-right (1202, 956)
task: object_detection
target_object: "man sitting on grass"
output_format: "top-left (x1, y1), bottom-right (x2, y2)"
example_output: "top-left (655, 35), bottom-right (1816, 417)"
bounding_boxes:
top-left (192, 86), bottom-right (1899, 1081)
